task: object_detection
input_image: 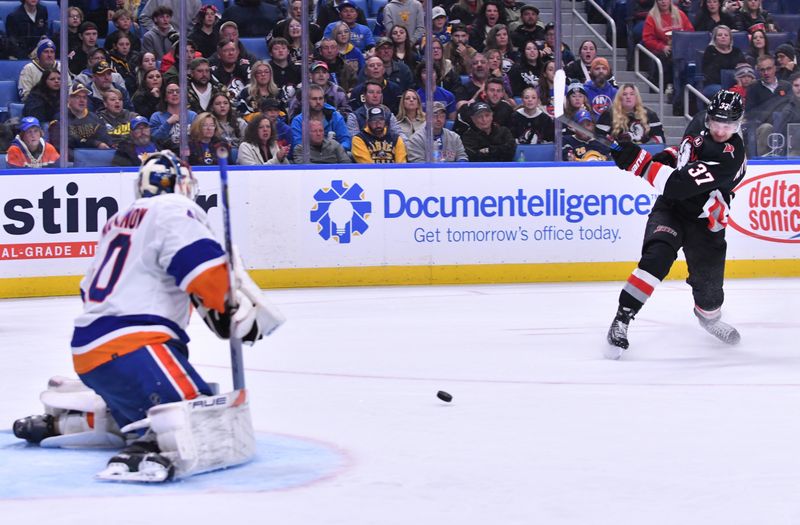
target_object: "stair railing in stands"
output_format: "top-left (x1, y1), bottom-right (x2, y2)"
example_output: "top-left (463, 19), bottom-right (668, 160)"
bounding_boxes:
top-left (684, 84), bottom-right (710, 121)
top-left (634, 43), bottom-right (664, 119)
top-left (570, 0), bottom-right (617, 75)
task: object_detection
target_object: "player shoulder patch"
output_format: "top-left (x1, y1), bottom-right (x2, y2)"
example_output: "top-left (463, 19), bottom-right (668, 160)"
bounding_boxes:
top-left (692, 135), bottom-right (704, 148)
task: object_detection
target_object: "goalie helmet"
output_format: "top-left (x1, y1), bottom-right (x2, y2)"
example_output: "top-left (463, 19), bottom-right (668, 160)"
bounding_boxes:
top-left (706, 90), bottom-right (744, 124)
top-left (135, 150), bottom-right (198, 200)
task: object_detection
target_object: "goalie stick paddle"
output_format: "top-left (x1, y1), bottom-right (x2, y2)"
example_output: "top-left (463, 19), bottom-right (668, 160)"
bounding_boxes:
top-left (217, 147), bottom-right (246, 391)
top-left (553, 69), bottom-right (617, 150)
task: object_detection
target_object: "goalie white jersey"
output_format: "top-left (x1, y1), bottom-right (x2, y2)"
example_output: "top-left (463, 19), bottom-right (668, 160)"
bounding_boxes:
top-left (71, 193), bottom-right (229, 375)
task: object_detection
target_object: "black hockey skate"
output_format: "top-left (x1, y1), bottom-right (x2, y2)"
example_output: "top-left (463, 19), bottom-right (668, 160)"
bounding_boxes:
top-left (13, 414), bottom-right (57, 444)
top-left (96, 440), bottom-right (175, 483)
top-left (606, 306), bottom-right (635, 360)
top-left (694, 307), bottom-right (741, 345)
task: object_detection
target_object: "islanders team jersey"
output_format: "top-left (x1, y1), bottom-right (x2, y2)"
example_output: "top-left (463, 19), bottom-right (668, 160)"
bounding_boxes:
top-left (71, 194), bottom-right (229, 375)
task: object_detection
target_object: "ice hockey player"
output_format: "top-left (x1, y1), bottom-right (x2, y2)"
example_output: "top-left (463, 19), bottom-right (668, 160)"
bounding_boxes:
top-left (13, 150), bottom-right (285, 481)
top-left (605, 90), bottom-right (746, 359)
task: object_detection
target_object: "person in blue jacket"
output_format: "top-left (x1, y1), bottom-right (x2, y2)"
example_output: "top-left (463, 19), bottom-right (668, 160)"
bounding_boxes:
top-left (290, 84), bottom-right (351, 152)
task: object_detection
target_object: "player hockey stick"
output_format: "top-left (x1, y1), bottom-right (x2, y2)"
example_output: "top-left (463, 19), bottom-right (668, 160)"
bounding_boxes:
top-left (217, 147), bottom-right (246, 390)
top-left (553, 69), bottom-right (617, 150)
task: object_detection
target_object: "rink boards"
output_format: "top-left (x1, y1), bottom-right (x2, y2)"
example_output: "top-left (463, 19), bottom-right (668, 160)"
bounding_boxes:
top-left (0, 161), bottom-right (797, 297)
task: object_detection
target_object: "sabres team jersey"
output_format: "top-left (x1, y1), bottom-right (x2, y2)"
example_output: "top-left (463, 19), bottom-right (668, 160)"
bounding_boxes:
top-left (71, 194), bottom-right (229, 375)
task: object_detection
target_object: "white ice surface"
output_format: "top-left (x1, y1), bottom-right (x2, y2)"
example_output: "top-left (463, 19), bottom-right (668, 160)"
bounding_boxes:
top-left (1, 278), bottom-right (799, 524)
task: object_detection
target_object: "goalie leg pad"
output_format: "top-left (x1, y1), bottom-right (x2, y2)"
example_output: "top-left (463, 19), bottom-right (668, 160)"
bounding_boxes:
top-left (148, 389), bottom-right (256, 479)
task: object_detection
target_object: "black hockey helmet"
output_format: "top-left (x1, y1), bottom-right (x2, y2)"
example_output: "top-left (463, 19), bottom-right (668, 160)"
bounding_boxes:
top-left (707, 90), bottom-right (744, 123)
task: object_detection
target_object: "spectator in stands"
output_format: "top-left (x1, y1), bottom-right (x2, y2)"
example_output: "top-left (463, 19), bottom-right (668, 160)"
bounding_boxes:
top-left (745, 28), bottom-right (770, 66)
top-left (290, 61), bottom-right (351, 119)
top-left (112, 116), bottom-right (158, 166)
top-left (149, 82), bottom-right (198, 152)
top-left (500, 0), bottom-right (523, 29)
top-left (702, 25), bottom-right (746, 99)
top-left (135, 52), bottom-right (158, 90)
top-left (6, 116), bottom-right (59, 168)
top-left (108, 34), bottom-right (139, 96)
top-left (384, 0), bottom-right (425, 44)
top-left (406, 101), bottom-right (468, 162)
top-left (415, 62), bottom-right (457, 119)
top-left (97, 88), bottom-right (138, 147)
top-left (322, 2), bottom-right (375, 52)
top-left (508, 41), bottom-right (542, 97)
top-left (210, 39), bottom-right (251, 99)
top-left (388, 25), bottom-right (417, 74)
top-left (316, 0), bottom-right (369, 32)
top-left (541, 22), bottom-right (575, 65)
top-left (596, 83), bottom-right (665, 144)
top-left (350, 57), bottom-right (403, 114)
top-left (511, 5), bottom-right (544, 49)
top-left (139, 0), bottom-right (202, 33)
top-left (51, 82), bottom-right (112, 155)
top-left (693, 0), bottom-right (736, 32)
top-left (293, 117), bottom-right (351, 164)
top-left (562, 109), bottom-right (609, 161)
top-left (5, 0), bottom-right (49, 60)
top-left (75, 48), bottom-right (124, 89)
top-left (186, 58), bottom-right (221, 114)
top-left (142, 6), bottom-right (175, 61)
top-left (747, 54), bottom-right (790, 121)
top-left (19, 39), bottom-right (60, 102)
top-left (484, 48), bottom-right (514, 97)
top-left (584, 57), bottom-right (618, 121)
top-left (272, 0), bottom-right (322, 45)
top-left (236, 61), bottom-right (281, 118)
top-left (642, 0), bottom-right (694, 97)
top-left (210, 92), bottom-right (247, 148)
top-left (455, 52), bottom-right (489, 106)
top-left (69, 0), bottom-right (116, 37)
top-left (734, 0), bottom-right (778, 33)
top-left (104, 9), bottom-right (141, 54)
top-left (427, 6), bottom-right (452, 47)
top-left (450, 0), bottom-right (482, 30)
top-left (238, 113), bottom-right (291, 165)
top-left (332, 22), bottom-right (366, 79)
top-left (22, 68), bottom-right (60, 123)
top-left (374, 36), bottom-right (413, 93)
top-left (211, 21), bottom-right (257, 64)
top-left (132, 68), bottom-right (162, 118)
top-left (462, 101), bottom-right (516, 162)
top-left (69, 22), bottom-right (100, 75)
top-left (292, 84), bottom-right (351, 151)
top-left (445, 24), bottom-right (477, 79)
top-left (428, 38), bottom-right (463, 93)
top-left (187, 112), bottom-right (230, 165)
top-left (316, 37), bottom-right (358, 93)
top-left (282, 18), bottom-right (306, 65)
top-left (469, 1), bottom-right (508, 52)
top-left (775, 44), bottom-right (797, 81)
top-left (160, 34), bottom-right (203, 82)
top-left (269, 38), bottom-right (301, 90)
top-left (259, 97), bottom-right (292, 144)
top-left (63, 7), bottom-right (84, 54)
top-left (87, 60), bottom-right (132, 113)
top-left (510, 87), bottom-right (553, 145)
top-left (347, 80), bottom-right (405, 140)
top-left (755, 71), bottom-right (800, 155)
top-left (730, 62), bottom-right (756, 102)
top-left (485, 24), bottom-right (519, 73)
top-left (564, 40), bottom-right (599, 85)
top-left (352, 106), bottom-right (407, 164)
top-left (563, 81), bottom-right (592, 123)
top-left (630, 0), bottom-right (655, 48)
top-left (220, 0), bottom-right (281, 38)
top-left (190, 4), bottom-right (221, 59)
top-left (396, 89), bottom-right (426, 138)
top-left (539, 59), bottom-right (556, 116)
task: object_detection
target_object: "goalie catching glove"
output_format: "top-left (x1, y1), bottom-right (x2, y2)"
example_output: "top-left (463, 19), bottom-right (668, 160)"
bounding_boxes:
top-left (192, 248), bottom-right (285, 344)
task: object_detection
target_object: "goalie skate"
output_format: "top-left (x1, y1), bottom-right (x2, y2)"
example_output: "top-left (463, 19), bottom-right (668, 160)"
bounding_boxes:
top-left (694, 307), bottom-right (741, 345)
top-left (96, 441), bottom-right (175, 483)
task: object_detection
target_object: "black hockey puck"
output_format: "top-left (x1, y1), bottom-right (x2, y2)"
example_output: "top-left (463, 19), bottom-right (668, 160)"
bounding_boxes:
top-left (437, 390), bottom-right (453, 403)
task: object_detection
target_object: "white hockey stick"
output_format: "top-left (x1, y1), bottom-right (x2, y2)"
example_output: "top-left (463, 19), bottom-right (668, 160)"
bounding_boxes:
top-left (217, 147), bottom-right (245, 390)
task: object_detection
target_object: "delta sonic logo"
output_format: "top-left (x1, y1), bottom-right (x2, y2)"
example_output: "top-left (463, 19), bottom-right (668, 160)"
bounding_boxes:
top-left (729, 171), bottom-right (800, 243)
top-left (310, 180), bottom-right (372, 243)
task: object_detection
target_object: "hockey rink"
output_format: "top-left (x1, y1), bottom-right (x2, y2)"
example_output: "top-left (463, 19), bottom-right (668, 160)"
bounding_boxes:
top-left (1, 278), bottom-right (799, 524)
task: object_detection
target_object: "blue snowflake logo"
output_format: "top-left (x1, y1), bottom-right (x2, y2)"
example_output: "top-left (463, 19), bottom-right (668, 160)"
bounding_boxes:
top-left (310, 180), bottom-right (372, 243)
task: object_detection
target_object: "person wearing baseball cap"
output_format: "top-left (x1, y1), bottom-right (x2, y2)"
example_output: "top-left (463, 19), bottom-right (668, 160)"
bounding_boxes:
top-left (317, 0), bottom-right (369, 31)
top-left (19, 38), bottom-right (62, 101)
top-left (6, 116), bottom-right (60, 168)
top-left (324, 2), bottom-right (375, 52)
top-left (49, 82), bottom-right (112, 157)
top-left (562, 108), bottom-right (609, 161)
top-left (112, 116), bottom-right (159, 167)
top-left (405, 101), bottom-right (468, 163)
top-left (351, 106), bottom-right (407, 163)
top-left (461, 100), bottom-right (516, 162)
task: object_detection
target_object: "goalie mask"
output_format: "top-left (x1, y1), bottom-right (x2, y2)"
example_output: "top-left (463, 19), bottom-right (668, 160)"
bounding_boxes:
top-left (136, 150), bottom-right (198, 200)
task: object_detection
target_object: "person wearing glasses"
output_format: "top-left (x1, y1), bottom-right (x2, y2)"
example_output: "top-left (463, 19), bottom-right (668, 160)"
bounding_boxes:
top-left (150, 82), bottom-right (198, 153)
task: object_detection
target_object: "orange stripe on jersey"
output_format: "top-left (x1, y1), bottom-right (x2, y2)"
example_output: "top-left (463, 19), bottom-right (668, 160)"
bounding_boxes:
top-left (150, 343), bottom-right (199, 400)
top-left (186, 263), bottom-right (229, 314)
top-left (73, 331), bottom-right (172, 374)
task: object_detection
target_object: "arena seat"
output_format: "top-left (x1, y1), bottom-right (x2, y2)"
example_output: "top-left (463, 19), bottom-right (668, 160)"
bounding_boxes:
top-left (0, 60), bottom-right (29, 81)
top-left (0, 79), bottom-right (18, 113)
top-left (40, 1), bottom-right (59, 24)
top-left (240, 37), bottom-right (269, 60)
top-left (73, 148), bottom-right (116, 167)
top-left (9, 102), bottom-right (23, 119)
top-left (349, 0), bottom-right (369, 15)
top-left (515, 144), bottom-right (555, 162)
top-left (369, 0), bottom-right (388, 17)
top-left (0, 3), bottom-right (18, 28)
top-left (672, 31), bottom-right (710, 104)
top-left (0, 154), bottom-right (6, 169)
top-left (762, 0), bottom-right (784, 14)
top-left (732, 31), bottom-right (793, 52)
top-left (772, 14), bottom-right (800, 34)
